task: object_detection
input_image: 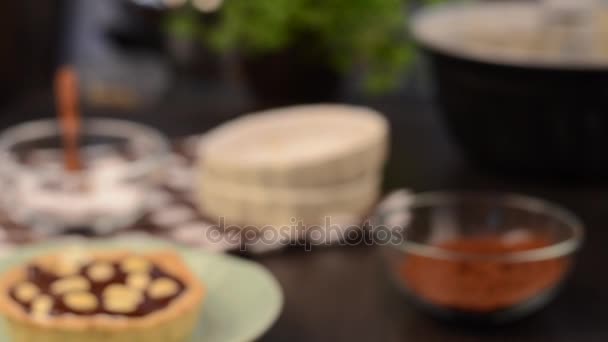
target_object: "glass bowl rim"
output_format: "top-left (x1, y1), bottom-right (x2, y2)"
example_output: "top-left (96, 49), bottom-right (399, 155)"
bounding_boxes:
top-left (411, 0), bottom-right (608, 71)
top-left (381, 191), bottom-right (584, 262)
top-left (0, 117), bottom-right (170, 179)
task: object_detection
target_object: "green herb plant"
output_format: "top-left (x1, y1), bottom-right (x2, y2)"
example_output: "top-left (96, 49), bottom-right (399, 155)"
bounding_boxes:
top-left (167, 0), bottom-right (441, 93)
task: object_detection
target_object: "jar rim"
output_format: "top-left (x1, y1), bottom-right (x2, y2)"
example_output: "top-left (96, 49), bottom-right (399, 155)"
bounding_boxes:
top-left (0, 117), bottom-right (170, 179)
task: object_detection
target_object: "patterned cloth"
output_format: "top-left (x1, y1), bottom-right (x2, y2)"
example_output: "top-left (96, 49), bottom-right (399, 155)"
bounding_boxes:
top-left (0, 135), bottom-right (411, 255)
top-left (0, 135), bottom-right (241, 254)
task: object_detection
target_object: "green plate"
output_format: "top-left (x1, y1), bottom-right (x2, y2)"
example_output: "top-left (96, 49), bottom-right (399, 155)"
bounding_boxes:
top-left (0, 236), bottom-right (283, 342)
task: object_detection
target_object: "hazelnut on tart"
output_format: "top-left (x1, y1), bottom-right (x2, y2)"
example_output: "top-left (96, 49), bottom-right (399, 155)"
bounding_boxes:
top-left (0, 250), bottom-right (205, 342)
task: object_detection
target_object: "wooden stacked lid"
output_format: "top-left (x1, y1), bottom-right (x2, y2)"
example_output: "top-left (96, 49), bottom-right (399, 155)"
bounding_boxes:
top-left (196, 104), bottom-right (389, 228)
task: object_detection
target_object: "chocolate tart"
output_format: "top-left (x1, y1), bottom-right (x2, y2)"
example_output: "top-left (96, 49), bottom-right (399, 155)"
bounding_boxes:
top-left (0, 250), bottom-right (205, 342)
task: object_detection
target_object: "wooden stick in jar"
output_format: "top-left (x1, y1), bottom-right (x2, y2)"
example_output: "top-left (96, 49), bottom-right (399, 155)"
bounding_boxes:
top-left (54, 66), bottom-right (83, 172)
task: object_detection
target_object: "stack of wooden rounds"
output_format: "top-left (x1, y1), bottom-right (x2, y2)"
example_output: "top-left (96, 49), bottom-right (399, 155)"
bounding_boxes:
top-left (195, 104), bottom-right (390, 229)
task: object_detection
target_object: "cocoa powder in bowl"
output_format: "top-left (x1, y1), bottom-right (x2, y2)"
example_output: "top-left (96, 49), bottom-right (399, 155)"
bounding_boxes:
top-left (399, 235), bottom-right (569, 313)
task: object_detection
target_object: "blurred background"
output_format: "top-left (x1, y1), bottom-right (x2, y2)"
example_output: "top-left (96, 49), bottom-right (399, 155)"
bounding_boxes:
top-left (6, 0), bottom-right (608, 184)
top-left (0, 0), bottom-right (430, 142)
top-left (2, 0), bottom-right (608, 340)
top-left (1, 0), bottom-right (454, 194)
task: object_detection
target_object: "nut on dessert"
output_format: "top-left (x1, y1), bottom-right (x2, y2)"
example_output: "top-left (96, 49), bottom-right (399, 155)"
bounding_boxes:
top-left (87, 262), bottom-right (115, 282)
top-left (148, 278), bottom-right (180, 300)
top-left (64, 292), bottom-right (98, 312)
top-left (50, 275), bottom-right (90, 295)
top-left (13, 282), bottom-right (39, 303)
top-left (126, 273), bottom-right (151, 290)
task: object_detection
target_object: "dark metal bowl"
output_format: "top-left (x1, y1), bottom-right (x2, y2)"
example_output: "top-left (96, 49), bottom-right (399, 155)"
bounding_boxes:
top-left (412, 2), bottom-right (608, 178)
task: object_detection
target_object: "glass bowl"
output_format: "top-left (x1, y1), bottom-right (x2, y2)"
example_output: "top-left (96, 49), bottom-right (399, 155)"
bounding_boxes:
top-left (0, 118), bottom-right (170, 236)
top-left (376, 192), bottom-right (584, 323)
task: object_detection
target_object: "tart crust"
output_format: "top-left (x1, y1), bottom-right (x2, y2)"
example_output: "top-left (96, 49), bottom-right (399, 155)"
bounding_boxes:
top-left (0, 250), bottom-right (205, 342)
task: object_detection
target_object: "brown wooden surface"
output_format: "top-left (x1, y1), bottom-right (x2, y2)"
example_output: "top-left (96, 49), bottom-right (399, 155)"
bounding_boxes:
top-left (250, 96), bottom-right (606, 341)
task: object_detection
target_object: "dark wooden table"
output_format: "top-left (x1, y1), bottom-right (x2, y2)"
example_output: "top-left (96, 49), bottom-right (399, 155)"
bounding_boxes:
top-left (254, 95), bottom-right (608, 342)
top-left (3, 87), bottom-right (607, 341)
